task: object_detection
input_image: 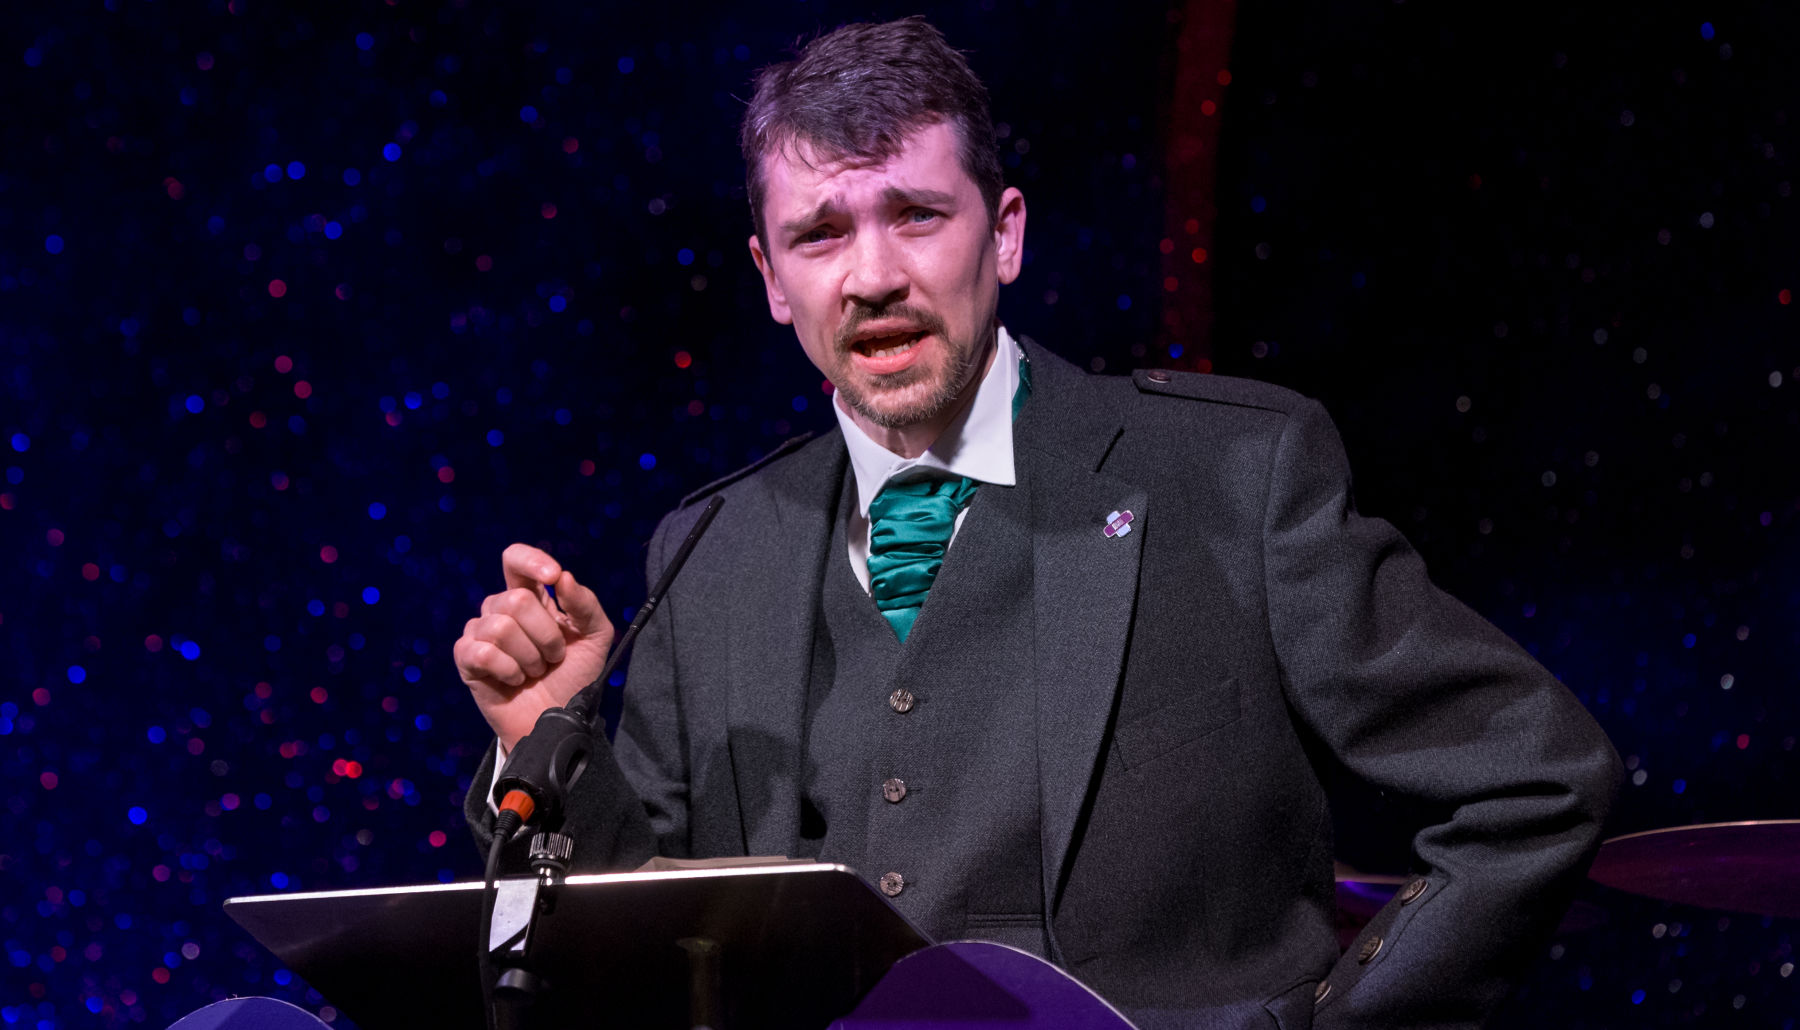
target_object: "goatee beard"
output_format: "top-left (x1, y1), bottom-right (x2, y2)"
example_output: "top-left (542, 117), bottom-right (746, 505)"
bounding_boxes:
top-left (833, 303), bottom-right (975, 429)
top-left (839, 358), bottom-right (972, 429)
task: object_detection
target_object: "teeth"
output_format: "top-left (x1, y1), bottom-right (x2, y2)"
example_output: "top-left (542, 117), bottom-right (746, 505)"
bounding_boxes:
top-left (862, 333), bottom-right (921, 357)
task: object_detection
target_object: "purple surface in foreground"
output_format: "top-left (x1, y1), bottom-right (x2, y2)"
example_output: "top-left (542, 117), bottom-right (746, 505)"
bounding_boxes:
top-left (833, 940), bottom-right (1135, 1029)
top-left (168, 997), bottom-right (331, 1030)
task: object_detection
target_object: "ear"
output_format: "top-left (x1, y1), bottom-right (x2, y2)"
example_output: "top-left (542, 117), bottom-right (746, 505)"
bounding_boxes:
top-left (748, 233), bottom-right (794, 325)
top-left (993, 187), bottom-right (1027, 285)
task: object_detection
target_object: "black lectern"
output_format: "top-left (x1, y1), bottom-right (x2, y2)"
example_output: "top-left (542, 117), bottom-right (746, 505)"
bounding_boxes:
top-left (225, 862), bottom-right (929, 1029)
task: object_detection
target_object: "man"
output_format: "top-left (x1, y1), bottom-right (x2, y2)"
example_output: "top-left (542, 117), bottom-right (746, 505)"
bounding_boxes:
top-left (454, 17), bottom-right (1620, 1028)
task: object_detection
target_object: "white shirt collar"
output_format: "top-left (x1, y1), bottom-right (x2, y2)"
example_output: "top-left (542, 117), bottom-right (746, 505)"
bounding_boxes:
top-left (833, 326), bottom-right (1022, 517)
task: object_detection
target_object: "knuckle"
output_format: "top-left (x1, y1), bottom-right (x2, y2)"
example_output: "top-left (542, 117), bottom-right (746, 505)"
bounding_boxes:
top-left (457, 640), bottom-right (491, 675)
top-left (492, 588), bottom-right (536, 614)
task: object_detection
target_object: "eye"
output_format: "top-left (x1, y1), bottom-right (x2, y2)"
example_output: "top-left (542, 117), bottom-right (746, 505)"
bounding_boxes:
top-left (906, 208), bottom-right (940, 225)
top-left (796, 226), bottom-right (836, 246)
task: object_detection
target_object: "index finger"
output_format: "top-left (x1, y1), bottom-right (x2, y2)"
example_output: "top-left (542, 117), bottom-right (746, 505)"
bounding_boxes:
top-left (501, 542), bottom-right (563, 591)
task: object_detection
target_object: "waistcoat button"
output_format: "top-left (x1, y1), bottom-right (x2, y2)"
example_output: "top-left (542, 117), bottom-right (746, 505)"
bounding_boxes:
top-left (1357, 935), bottom-right (1383, 964)
top-left (1398, 878), bottom-right (1428, 904)
top-left (881, 777), bottom-right (907, 803)
top-left (1314, 980), bottom-right (1331, 1004)
top-left (888, 688), bottom-right (916, 714)
top-left (1147, 369), bottom-right (1172, 383)
top-left (879, 871), bottom-right (905, 897)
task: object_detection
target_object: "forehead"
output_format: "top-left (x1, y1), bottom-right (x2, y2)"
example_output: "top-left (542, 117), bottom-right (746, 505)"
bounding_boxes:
top-left (759, 122), bottom-right (976, 216)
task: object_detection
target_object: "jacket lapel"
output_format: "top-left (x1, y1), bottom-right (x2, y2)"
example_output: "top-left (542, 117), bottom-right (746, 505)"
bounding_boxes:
top-left (1016, 341), bottom-right (1147, 911)
top-left (725, 432), bottom-right (846, 856)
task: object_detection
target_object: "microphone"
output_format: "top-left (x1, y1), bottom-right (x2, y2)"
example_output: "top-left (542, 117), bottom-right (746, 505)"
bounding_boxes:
top-left (491, 495), bottom-right (725, 832)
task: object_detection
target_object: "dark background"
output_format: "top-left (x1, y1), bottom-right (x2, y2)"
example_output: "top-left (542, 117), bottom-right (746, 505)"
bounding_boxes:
top-left (2, 0), bottom-right (1796, 1026)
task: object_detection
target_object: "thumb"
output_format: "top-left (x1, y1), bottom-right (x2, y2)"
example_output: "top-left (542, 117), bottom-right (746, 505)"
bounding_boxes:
top-left (554, 570), bottom-right (612, 638)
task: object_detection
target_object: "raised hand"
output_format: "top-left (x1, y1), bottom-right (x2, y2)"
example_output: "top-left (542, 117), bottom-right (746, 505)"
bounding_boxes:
top-left (453, 543), bottom-right (614, 750)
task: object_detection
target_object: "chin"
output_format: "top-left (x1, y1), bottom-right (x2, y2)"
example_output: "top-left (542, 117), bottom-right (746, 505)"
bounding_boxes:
top-left (843, 374), bottom-right (960, 430)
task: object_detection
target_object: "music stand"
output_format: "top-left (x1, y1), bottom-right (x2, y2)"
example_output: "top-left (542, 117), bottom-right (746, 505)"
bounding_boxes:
top-left (226, 862), bottom-right (929, 1029)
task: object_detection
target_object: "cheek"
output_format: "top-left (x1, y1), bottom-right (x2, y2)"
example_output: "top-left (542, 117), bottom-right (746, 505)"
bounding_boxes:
top-left (918, 237), bottom-right (995, 309)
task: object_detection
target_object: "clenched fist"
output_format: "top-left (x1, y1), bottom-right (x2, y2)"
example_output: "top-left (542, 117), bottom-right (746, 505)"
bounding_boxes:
top-left (453, 543), bottom-right (614, 751)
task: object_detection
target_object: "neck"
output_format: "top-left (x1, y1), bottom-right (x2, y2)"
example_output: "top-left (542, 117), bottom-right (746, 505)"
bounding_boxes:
top-left (842, 329), bottom-right (999, 459)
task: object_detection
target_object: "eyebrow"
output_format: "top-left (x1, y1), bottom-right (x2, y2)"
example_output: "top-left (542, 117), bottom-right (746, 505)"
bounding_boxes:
top-left (778, 187), bottom-right (960, 237)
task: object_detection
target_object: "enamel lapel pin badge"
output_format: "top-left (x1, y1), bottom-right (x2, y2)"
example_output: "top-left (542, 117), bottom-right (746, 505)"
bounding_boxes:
top-left (1103, 510), bottom-right (1134, 538)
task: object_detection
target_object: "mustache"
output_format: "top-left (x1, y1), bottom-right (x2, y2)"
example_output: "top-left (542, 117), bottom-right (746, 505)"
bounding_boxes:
top-left (836, 303), bottom-right (949, 351)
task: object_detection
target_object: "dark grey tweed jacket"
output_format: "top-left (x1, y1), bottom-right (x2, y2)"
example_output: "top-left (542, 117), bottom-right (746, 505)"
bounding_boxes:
top-left (466, 340), bottom-right (1620, 1029)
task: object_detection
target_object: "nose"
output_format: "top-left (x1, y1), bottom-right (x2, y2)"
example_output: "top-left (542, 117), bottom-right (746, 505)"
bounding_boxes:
top-left (841, 230), bottom-right (909, 309)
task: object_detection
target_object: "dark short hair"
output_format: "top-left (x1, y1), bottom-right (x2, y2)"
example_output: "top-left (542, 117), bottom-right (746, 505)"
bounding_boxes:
top-left (740, 16), bottom-right (1005, 248)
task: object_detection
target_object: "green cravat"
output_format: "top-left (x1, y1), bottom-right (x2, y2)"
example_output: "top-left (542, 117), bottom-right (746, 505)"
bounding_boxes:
top-left (866, 354), bottom-right (1031, 642)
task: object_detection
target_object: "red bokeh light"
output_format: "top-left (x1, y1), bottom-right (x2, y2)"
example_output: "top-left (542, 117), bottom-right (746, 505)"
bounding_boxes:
top-left (268, 279), bottom-right (287, 298)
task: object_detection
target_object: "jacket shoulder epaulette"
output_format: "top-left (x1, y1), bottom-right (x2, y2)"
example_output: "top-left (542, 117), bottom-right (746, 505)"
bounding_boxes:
top-left (677, 432), bottom-right (817, 508)
top-left (1128, 367), bottom-right (1305, 415)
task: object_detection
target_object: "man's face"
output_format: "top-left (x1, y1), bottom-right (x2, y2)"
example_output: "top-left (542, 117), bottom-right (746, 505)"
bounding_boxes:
top-left (749, 122), bottom-right (1026, 435)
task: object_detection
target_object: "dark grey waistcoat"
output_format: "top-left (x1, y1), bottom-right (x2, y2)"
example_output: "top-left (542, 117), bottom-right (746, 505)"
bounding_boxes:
top-left (799, 471), bottom-right (1045, 955)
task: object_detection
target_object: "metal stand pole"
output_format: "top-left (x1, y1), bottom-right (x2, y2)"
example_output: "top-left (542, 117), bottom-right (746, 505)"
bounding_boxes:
top-left (486, 833), bottom-right (574, 1030)
top-left (676, 936), bottom-right (723, 1030)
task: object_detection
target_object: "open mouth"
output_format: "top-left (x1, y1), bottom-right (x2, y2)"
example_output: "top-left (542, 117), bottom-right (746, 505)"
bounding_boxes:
top-left (852, 330), bottom-right (927, 359)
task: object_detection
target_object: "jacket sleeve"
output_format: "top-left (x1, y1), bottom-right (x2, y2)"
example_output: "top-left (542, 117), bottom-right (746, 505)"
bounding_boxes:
top-left (461, 513), bottom-right (689, 874)
top-left (1261, 400), bottom-right (1622, 1027)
